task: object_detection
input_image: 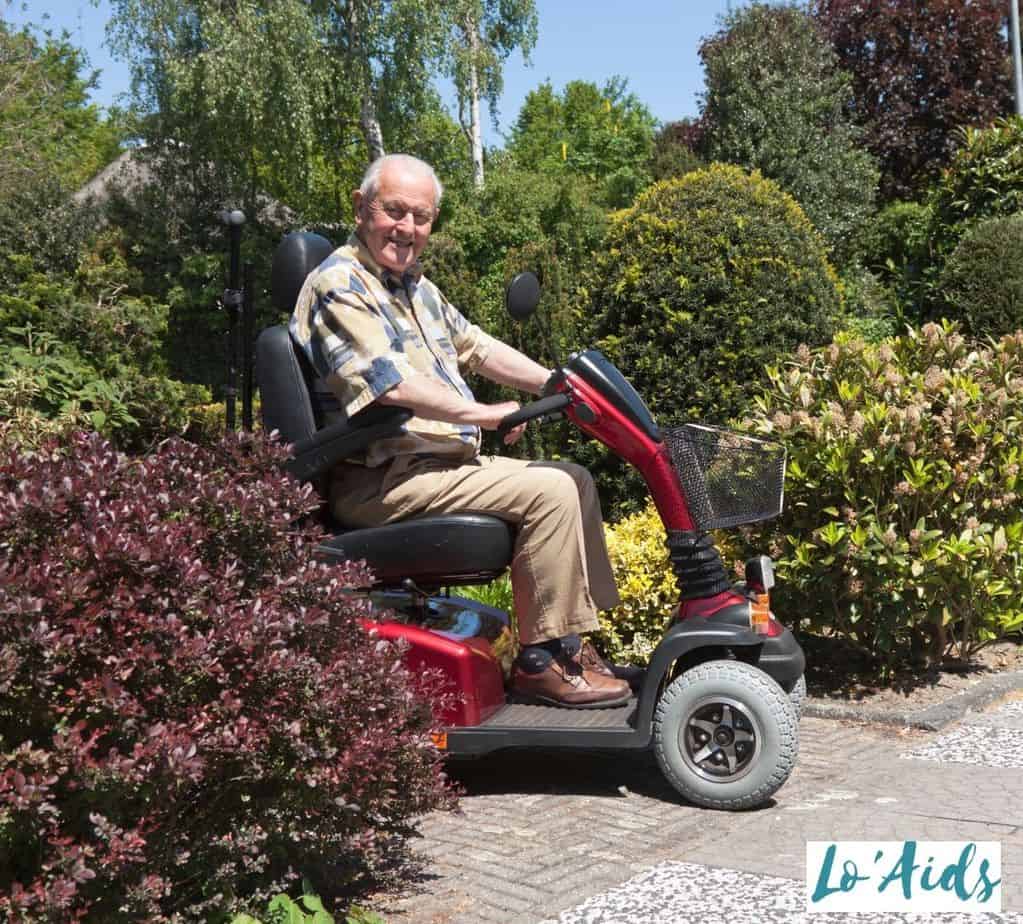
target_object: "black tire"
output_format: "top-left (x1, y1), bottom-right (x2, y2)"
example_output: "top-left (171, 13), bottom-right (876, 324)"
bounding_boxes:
top-left (789, 673), bottom-right (807, 717)
top-left (653, 659), bottom-right (799, 810)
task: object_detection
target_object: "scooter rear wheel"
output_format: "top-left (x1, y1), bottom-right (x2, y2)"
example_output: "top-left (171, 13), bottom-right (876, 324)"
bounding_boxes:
top-left (653, 659), bottom-right (798, 810)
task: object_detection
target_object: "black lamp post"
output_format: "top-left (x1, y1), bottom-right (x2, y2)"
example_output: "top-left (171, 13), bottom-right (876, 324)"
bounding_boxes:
top-left (219, 208), bottom-right (246, 431)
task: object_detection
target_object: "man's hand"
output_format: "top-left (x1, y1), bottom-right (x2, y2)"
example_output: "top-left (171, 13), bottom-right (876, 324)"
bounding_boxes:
top-left (478, 400), bottom-right (527, 445)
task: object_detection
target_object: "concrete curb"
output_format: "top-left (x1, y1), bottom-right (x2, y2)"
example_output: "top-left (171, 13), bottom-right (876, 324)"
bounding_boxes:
top-left (802, 669), bottom-right (1023, 731)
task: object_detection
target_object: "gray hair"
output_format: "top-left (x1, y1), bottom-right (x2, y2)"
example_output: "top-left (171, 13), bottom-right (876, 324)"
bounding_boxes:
top-left (359, 154), bottom-right (443, 207)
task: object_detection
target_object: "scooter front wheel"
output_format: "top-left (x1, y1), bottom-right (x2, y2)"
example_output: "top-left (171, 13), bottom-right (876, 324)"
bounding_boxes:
top-left (653, 659), bottom-right (798, 810)
top-left (788, 673), bottom-right (807, 717)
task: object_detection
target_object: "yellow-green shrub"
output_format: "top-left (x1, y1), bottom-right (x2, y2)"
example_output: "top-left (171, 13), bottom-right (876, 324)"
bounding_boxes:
top-left (593, 502), bottom-right (738, 664)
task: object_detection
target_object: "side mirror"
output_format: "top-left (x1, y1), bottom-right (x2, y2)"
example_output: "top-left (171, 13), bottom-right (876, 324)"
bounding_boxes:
top-left (505, 271), bottom-right (540, 322)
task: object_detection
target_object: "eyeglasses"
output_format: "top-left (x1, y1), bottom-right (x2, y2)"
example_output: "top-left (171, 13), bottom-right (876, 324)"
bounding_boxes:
top-left (373, 199), bottom-right (436, 226)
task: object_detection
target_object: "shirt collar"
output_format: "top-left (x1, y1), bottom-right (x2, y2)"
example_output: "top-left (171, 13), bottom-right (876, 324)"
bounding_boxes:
top-left (348, 232), bottom-right (423, 294)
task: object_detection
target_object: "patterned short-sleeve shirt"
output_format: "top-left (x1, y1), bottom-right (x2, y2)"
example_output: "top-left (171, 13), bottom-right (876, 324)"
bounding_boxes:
top-left (290, 233), bottom-right (494, 468)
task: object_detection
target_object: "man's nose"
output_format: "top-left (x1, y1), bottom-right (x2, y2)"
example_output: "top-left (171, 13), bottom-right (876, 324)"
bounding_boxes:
top-left (394, 210), bottom-right (416, 232)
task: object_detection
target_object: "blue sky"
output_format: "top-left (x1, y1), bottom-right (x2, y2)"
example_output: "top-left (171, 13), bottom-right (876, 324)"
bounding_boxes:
top-left (9, 0), bottom-right (740, 144)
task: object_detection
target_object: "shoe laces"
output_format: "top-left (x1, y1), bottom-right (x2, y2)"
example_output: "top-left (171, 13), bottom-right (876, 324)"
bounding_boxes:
top-left (554, 653), bottom-right (589, 689)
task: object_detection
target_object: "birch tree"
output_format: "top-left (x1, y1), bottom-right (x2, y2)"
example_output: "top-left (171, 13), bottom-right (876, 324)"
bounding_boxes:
top-left (443, 0), bottom-right (537, 188)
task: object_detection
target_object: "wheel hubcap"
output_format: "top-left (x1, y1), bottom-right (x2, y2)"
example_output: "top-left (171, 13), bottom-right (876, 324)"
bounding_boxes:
top-left (680, 695), bottom-right (762, 783)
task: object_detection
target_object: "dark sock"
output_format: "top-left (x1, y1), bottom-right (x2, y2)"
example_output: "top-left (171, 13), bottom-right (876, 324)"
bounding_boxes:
top-left (515, 637), bottom-right (563, 674)
top-left (560, 633), bottom-right (581, 658)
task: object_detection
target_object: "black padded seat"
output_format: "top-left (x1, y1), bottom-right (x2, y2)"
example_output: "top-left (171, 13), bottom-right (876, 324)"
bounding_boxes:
top-left (316, 514), bottom-right (514, 586)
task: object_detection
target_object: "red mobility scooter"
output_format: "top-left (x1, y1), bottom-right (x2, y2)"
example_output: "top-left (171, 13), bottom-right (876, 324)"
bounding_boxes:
top-left (257, 232), bottom-right (806, 810)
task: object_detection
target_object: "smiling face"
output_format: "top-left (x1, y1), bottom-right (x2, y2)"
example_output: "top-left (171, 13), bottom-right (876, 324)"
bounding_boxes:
top-left (353, 161), bottom-right (437, 275)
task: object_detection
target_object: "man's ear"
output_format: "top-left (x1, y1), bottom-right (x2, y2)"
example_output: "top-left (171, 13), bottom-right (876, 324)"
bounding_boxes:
top-left (352, 189), bottom-right (364, 226)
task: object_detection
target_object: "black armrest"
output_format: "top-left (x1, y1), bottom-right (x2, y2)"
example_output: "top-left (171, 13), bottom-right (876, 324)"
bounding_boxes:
top-left (286, 405), bottom-right (413, 482)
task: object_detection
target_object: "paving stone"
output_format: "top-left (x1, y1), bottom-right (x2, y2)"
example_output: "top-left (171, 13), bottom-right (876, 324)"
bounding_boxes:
top-left (539, 861), bottom-right (1021, 924)
top-left (902, 726), bottom-right (1023, 769)
top-left (381, 698), bottom-right (1023, 923)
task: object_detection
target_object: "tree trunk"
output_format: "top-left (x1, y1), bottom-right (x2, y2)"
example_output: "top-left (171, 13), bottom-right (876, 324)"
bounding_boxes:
top-left (348, 0), bottom-right (386, 162)
top-left (465, 14), bottom-right (484, 189)
top-left (361, 97), bottom-right (386, 161)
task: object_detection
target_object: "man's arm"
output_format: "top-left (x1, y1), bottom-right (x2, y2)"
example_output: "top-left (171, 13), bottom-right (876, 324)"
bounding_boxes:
top-left (475, 338), bottom-right (551, 396)
top-left (377, 373), bottom-right (525, 441)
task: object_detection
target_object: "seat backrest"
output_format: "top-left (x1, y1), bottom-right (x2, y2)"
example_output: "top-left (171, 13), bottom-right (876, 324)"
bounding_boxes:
top-left (257, 231), bottom-right (336, 443)
top-left (255, 324), bottom-right (318, 447)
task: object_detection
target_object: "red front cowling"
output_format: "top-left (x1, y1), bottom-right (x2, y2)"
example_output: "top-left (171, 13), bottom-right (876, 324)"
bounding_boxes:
top-left (559, 373), bottom-right (695, 531)
top-left (363, 619), bottom-right (506, 726)
top-left (678, 590), bottom-right (749, 621)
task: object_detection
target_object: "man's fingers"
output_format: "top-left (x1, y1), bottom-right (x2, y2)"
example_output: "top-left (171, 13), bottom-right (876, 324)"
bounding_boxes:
top-left (503, 423), bottom-right (527, 445)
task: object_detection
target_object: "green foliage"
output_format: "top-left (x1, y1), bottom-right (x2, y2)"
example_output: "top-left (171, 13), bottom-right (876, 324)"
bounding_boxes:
top-left (0, 20), bottom-right (123, 199)
top-left (0, 177), bottom-right (101, 287)
top-left (0, 246), bottom-right (209, 450)
top-left (744, 324), bottom-right (1023, 669)
top-left (698, 2), bottom-right (878, 264)
top-left (939, 213), bottom-right (1023, 339)
top-left (929, 118), bottom-right (1023, 267)
top-left (507, 77), bottom-right (657, 207)
top-left (453, 574), bottom-right (514, 614)
top-left (857, 199), bottom-right (933, 323)
top-left (595, 502), bottom-right (679, 665)
top-left (586, 165), bottom-right (841, 514)
top-left (650, 120), bottom-right (704, 182)
top-left (230, 887), bottom-right (386, 923)
top-left (835, 266), bottom-right (899, 344)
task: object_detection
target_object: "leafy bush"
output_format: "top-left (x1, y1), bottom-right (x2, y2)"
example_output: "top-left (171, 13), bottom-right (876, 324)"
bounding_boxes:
top-left (595, 502), bottom-right (680, 664)
top-left (857, 199), bottom-right (933, 323)
top-left (835, 266), bottom-right (899, 344)
top-left (0, 433), bottom-right (454, 921)
top-left (938, 213), bottom-right (1023, 339)
top-left (743, 323), bottom-right (1023, 670)
top-left (924, 118), bottom-right (1023, 302)
top-left (0, 247), bottom-right (210, 449)
top-left (586, 164), bottom-right (841, 513)
top-left (0, 179), bottom-right (100, 287)
top-left (595, 503), bottom-right (740, 665)
top-left (231, 887), bottom-right (384, 924)
top-left (699, 2), bottom-right (879, 263)
top-left (0, 364), bottom-right (87, 450)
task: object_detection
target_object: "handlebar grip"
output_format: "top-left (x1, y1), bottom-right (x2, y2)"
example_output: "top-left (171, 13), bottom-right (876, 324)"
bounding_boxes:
top-left (496, 393), bottom-right (571, 440)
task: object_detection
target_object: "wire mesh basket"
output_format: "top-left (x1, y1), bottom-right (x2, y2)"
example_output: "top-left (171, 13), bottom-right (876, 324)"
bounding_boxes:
top-left (663, 423), bottom-right (787, 530)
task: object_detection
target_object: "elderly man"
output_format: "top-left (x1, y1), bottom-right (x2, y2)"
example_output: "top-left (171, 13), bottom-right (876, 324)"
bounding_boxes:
top-left (290, 153), bottom-right (628, 708)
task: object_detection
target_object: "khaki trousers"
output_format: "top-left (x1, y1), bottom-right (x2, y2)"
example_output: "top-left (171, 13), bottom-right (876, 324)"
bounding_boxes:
top-left (330, 455), bottom-right (620, 645)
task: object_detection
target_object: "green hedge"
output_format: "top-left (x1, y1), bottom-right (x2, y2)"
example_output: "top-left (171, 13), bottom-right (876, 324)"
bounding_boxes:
top-left (583, 164), bottom-right (841, 513)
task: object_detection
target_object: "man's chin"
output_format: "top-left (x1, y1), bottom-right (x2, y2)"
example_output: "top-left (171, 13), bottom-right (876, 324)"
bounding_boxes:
top-left (381, 244), bottom-right (416, 273)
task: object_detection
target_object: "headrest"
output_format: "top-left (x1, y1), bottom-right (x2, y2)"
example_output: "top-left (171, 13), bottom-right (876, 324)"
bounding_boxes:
top-left (271, 231), bottom-right (335, 313)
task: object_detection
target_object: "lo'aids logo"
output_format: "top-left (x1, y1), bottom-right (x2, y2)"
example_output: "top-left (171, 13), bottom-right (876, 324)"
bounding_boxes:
top-left (806, 841), bottom-right (1001, 913)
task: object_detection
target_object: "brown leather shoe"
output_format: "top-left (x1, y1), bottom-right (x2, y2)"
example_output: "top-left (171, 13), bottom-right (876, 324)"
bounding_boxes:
top-left (576, 638), bottom-right (615, 676)
top-left (511, 653), bottom-right (631, 709)
top-left (576, 638), bottom-right (645, 690)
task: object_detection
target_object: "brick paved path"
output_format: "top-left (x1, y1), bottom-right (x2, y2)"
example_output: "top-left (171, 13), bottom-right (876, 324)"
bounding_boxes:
top-left (379, 699), bottom-right (1023, 923)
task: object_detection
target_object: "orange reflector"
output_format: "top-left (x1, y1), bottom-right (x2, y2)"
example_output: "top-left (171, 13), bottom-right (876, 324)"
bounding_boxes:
top-left (750, 593), bottom-right (771, 635)
top-left (430, 731), bottom-right (448, 750)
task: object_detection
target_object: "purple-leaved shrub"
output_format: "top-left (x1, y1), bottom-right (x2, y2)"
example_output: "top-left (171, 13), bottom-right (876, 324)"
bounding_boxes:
top-left (0, 432), bottom-right (455, 922)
